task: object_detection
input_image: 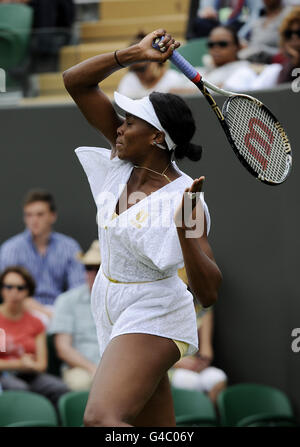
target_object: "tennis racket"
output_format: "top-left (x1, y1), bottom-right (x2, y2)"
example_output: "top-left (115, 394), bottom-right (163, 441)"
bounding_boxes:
top-left (153, 38), bottom-right (292, 186)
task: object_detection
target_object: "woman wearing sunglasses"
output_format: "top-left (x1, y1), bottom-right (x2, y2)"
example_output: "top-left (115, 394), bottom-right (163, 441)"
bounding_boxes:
top-left (232, 6), bottom-right (300, 90)
top-left (0, 266), bottom-right (69, 406)
top-left (277, 6), bottom-right (300, 83)
top-left (203, 25), bottom-right (249, 87)
top-left (172, 25), bottom-right (255, 93)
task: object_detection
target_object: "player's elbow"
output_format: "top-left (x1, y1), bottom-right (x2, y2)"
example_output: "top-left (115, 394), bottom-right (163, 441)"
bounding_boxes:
top-left (62, 69), bottom-right (74, 92)
top-left (197, 290), bottom-right (218, 308)
top-left (62, 68), bottom-right (84, 93)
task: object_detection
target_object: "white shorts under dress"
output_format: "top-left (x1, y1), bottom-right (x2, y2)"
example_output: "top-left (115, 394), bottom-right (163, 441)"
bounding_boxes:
top-left (75, 146), bottom-right (211, 358)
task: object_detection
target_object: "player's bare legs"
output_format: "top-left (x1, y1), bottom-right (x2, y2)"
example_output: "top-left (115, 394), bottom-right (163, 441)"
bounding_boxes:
top-left (83, 333), bottom-right (180, 427)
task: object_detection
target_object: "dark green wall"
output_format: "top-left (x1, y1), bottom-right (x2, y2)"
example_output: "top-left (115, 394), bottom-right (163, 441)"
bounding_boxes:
top-left (1, 86), bottom-right (299, 420)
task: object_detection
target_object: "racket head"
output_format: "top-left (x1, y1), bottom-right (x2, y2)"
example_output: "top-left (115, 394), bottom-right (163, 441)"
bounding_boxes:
top-left (221, 95), bottom-right (292, 185)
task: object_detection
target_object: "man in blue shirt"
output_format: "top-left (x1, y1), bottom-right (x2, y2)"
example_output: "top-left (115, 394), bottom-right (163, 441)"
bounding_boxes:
top-left (49, 240), bottom-right (101, 391)
top-left (0, 189), bottom-right (86, 312)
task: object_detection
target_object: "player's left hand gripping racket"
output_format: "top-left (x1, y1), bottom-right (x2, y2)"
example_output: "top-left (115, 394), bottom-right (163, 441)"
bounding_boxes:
top-left (153, 38), bottom-right (292, 186)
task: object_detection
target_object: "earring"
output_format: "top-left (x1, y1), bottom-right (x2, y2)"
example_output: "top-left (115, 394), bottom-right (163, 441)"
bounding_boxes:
top-left (153, 141), bottom-right (167, 150)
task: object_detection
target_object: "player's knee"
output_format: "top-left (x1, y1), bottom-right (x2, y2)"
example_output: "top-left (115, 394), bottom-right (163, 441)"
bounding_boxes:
top-left (83, 406), bottom-right (105, 427)
top-left (83, 406), bottom-right (121, 427)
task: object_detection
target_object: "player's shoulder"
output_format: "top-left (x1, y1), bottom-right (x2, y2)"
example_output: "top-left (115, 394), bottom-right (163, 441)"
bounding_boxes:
top-left (75, 145), bottom-right (111, 158)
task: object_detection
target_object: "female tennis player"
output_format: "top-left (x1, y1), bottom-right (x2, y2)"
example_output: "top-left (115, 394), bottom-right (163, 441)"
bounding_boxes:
top-left (63, 29), bottom-right (222, 427)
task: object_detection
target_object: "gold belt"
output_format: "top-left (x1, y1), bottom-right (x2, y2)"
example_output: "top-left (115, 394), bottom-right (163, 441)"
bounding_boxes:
top-left (102, 269), bottom-right (171, 284)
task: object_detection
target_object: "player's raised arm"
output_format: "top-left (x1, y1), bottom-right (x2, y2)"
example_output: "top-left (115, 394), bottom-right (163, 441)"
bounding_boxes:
top-left (62, 29), bottom-right (180, 152)
top-left (63, 53), bottom-right (124, 153)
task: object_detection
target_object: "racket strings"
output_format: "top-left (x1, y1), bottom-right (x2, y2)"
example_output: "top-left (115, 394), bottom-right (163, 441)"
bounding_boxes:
top-left (224, 97), bottom-right (289, 183)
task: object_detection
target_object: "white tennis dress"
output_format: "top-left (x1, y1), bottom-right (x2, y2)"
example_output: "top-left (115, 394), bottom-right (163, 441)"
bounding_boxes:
top-left (75, 146), bottom-right (211, 357)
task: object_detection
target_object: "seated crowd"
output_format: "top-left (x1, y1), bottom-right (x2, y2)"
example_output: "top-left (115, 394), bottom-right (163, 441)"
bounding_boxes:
top-left (117, 3), bottom-right (300, 98)
top-left (0, 0), bottom-right (299, 97)
top-left (188, 1), bottom-right (300, 91)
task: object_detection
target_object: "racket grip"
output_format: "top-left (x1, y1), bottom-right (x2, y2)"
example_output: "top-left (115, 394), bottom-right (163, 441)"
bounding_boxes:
top-left (152, 37), bottom-right (201, 82)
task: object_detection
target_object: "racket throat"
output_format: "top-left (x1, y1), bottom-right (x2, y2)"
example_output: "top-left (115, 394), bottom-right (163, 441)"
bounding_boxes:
top-left (197, 81), bottom-right (225, 121)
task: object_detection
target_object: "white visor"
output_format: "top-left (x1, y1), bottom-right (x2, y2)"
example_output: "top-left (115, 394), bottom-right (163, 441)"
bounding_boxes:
top-left (114, 91), bottom-right (176, 151)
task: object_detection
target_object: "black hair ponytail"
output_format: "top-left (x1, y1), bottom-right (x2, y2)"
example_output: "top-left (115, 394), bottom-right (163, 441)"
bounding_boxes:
top-left (174, 142), bottom-right (202, 161)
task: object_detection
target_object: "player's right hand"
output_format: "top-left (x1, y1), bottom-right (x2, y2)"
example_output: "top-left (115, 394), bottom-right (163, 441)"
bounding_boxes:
top-left (137, 29), bottom-right (180, 63)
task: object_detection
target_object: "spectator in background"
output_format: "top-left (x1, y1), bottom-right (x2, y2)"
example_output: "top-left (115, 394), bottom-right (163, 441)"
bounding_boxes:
top-left (186, 0), bottom-right (264, 40)
top-left (49, 241), bottom-right (101, 391)
top-left (169, 267), bottom-right (227, 404)
top-left (0, 0), bottom-right (75, 72)
top-left (285, 0), bottom-right (300, 5)
top-left (277, 6), bottom-right (300, 83)
top-left (225, 6), bottom-right (300, 90)
top-left (117, 32), bottom-right (185, 99)
top-left (0, 266), bottom-right (69, 406)
top-left (193, 0), bottom-right (248, 37)
top-left (238, 0), bottom-right (264, 39)
top-left (170, 307), bottom-right (227, 404)
top-left (171, 26), bottom-right (257, 93)
top-left (238, 0), bottom-right (291, 63)
top-left (201, 25), bottom-right (254, 86)
top-left (170, 267), bottom-right (227, 404)
top-left (0, 189), bottom-right (85, 321)
top-left (29, 0), bottom-right (75, 72)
